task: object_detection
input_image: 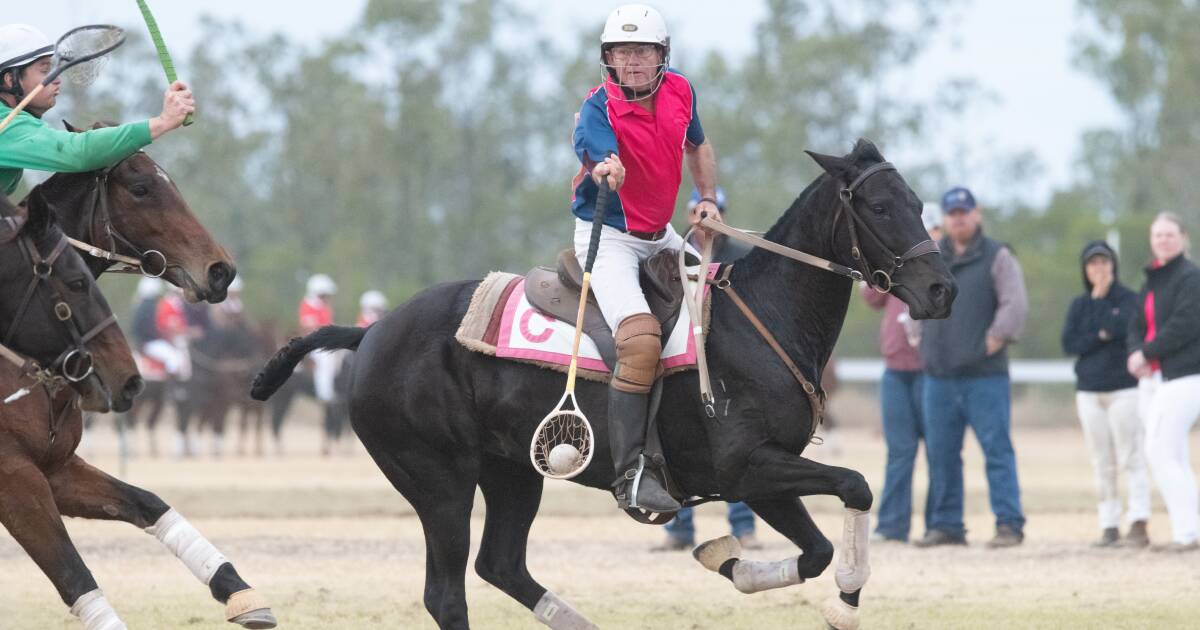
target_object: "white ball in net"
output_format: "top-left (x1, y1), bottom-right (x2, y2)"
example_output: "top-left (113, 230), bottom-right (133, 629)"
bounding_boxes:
top-left (547, 443), bottom-right (582, 475)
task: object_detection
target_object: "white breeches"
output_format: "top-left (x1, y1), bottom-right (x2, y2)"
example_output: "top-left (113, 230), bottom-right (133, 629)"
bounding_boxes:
top-left (1140, 374), bottom-right (1200, 544)
top-left (311, 349), bottom-right (346, 403)
top-left (573, 219), bottom-right (698, 331)
top-left (1075, 388), bottom-right (1150, 528)
top-left (143, 338), bottom-right (191, 381)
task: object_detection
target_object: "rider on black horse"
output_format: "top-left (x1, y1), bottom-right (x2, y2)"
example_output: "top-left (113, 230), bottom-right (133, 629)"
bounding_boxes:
top-left (571, 4), bottom-right (724, 513)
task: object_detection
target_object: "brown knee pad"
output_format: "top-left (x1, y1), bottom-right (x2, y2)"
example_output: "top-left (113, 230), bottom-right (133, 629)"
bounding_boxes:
top-left (613, 313), bottom-right (662, 394)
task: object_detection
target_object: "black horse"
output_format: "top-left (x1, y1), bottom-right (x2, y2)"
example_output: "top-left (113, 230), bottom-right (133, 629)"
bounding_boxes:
top-left (253, 140), bottom-right (955, 629)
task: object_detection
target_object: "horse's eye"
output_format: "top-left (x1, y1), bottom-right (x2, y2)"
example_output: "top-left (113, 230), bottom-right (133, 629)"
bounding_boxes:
top-left (130, 185), bottom-right (149, 198)
top-left (871, 205), bottom-right (886, 215)
top-left (67, 278), bottom-right (88, 292)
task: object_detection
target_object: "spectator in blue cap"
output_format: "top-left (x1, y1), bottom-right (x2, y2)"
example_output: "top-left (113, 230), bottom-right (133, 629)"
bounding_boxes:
top-left (915, 186), bottom-right (1029, 549)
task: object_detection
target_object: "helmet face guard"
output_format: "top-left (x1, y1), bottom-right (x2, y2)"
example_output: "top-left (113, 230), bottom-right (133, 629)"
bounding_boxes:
top-left (600, 43), bottom-right (669, 102)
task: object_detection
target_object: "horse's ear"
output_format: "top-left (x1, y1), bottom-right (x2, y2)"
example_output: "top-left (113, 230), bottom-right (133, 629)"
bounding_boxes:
top-left (805, 150), bottom-right (851, 181)
top-left (22, 188), bottom-right (56, 237)
top-left (62, 120), bottom-right (79, 133)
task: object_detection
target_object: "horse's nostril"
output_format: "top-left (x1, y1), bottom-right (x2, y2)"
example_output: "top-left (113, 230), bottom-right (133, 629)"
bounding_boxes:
top-left (208, 262), bottom-right (235, 293)
top-left (124, 375), bottom-right (146, 399)
top-left (930, 283), bottom-right (948, 305)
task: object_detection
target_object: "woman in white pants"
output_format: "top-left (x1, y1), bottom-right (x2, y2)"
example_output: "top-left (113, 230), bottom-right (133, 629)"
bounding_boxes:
top-left (1062, 241), bottom-right (1149, 547)
top-left (1127, 213), bottom-right (1200, 552)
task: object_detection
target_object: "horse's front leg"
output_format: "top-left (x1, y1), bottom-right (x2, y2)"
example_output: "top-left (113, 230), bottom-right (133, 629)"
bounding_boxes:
top-left (47, 455), bottom-right (277, 629)
top-left (700, 446), bottom-right (872, 630)
top-left (0, 455), bottom-right (125, 629)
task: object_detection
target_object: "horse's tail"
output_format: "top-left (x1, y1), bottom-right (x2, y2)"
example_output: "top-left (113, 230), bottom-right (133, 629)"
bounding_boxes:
top-left (250, 325), bottom-right (366, 401)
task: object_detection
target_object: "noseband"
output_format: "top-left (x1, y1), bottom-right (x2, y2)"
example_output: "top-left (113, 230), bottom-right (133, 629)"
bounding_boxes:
top-left (834, 161), bottom-right (941, 293)
top-left (2, 230), bottom-right (118, 393)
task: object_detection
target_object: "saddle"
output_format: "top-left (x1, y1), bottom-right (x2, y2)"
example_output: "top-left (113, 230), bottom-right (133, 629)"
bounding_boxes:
top-left (523, 248), bottom-right (695, 370)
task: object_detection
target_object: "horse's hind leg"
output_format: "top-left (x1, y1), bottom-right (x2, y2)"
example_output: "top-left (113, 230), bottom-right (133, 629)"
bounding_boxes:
top-left (46, 455), bottom-right (277, 629)
top-left (358, 434), bottom-right (478, 629)
top-left (475, 454), bottom-right (597, 630)
top-left (0, 456), bottom-right (124, 628)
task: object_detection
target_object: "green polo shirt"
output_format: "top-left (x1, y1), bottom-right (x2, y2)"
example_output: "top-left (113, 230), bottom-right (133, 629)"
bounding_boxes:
top-left (0, 101), bottom-right (152, 196)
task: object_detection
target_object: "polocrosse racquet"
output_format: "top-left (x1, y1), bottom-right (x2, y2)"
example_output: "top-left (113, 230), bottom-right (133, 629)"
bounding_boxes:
top-left (529, 179), bottom-right (613, 479)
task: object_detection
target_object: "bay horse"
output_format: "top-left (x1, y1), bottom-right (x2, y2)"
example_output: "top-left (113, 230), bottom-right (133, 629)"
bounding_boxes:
top-left (2, 131), bottom-right (276, 629)
top-left (253, 140), bottom-right (955, 629)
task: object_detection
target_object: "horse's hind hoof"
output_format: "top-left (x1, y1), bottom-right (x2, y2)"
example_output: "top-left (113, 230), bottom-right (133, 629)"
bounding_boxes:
top-left (226, 588), bottom-right (277, 629)
top-left (693, 535), bottom-right (742, 572)
top-left (230, 610), bottom-right (277, 629)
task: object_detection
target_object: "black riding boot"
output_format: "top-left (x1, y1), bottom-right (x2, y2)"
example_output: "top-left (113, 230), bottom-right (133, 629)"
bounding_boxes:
top-left (608, 388), bottom-right (680, 513)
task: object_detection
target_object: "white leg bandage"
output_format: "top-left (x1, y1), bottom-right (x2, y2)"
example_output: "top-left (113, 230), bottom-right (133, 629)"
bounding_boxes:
top-left (70, 589), bottom-right (127, 630)
top-left (145, 508), bottom-right (227, 584)
top-left (834, 508), bottom-right (871, 593)
top-left (731, 556), bottom-right (804, 594)
top-left (533, 591), bottom-right (598, 630)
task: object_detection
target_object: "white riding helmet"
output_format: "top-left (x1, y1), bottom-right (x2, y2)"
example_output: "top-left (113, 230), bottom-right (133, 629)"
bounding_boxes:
top-left (360, 289), bottom-right (388, 312)
top-left (227, 276), bottom-right (244, 293)
top-left (0, 24), bottom-right (53, 72)
top-left (136, 276), bottom-right (163, 299)
top-left (306, 273), bottom-right (337, 298)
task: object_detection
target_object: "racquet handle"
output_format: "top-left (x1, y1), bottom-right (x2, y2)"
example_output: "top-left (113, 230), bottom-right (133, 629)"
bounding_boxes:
top-left (584, 179), bottom-right (611, 273)
top-left (0, 84), bottom-right (44, 135)
top-left (137, 0), bottom-right (194, 126)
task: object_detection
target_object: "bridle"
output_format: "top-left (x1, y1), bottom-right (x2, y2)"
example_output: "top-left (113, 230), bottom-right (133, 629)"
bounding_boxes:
top-left (65, 155), bottom-right (169, 278)
top-left (681, 160), bottom-right (942, 424)
top-left (833, 161), bottom-right (941, 293)
top-left (0, 224), bottom-right (118, 401)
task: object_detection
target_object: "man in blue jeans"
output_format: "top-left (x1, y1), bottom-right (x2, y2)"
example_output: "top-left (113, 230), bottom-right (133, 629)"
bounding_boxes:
top-left (653, 502), bottom-right (758, 551)
top-left (916, 187), bottom-right (1029, 548)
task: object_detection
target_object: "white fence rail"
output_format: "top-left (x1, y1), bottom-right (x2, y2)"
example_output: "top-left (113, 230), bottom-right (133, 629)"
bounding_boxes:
top-left (836, 359), bottom-right (1075, 384)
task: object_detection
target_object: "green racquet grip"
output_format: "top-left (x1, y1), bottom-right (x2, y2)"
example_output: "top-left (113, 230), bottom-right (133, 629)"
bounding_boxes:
top-left (136, 0), bottom-right (194, 126)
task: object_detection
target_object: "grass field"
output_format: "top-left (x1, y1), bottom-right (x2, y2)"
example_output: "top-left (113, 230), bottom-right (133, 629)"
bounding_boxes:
top-left (1, 395), bottom-right (1198, 629)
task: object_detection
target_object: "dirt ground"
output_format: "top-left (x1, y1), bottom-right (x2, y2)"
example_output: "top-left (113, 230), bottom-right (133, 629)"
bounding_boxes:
top-left (1, 397), bottom-right (1198, 629)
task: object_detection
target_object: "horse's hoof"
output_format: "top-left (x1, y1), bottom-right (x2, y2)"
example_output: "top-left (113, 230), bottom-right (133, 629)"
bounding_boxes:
top-left (230, 609), bottom-right (277, 629)
top-left (226, 589), bottom-right (277, 629)
top-left (693, 535), bottom-right (742, 572)
top-left (819, 595), bottom-right (860, 630)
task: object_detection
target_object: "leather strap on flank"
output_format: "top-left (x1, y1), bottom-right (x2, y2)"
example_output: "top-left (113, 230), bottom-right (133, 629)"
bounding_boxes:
top-left (711, 265), bottom-right (825, 438)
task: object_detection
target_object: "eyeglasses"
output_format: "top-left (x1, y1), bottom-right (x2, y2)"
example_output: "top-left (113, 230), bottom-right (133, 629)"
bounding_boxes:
top-left (609, 44), bottom-right (659, 61)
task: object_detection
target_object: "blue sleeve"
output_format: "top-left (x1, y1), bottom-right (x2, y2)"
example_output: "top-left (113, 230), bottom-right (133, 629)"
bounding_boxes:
top-left (574, 93), bottom-right (618, 169)
top-left (685, 83), bottom-right (705, 146)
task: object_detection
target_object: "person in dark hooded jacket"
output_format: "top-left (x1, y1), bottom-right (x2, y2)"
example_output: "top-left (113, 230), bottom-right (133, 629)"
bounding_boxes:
top-left (1061, 241), bottom-right (1150, 547)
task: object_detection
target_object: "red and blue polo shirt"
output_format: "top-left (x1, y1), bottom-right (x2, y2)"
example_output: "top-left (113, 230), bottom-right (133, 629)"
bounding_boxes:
top-left (571, 69), bottom-right (706, 234)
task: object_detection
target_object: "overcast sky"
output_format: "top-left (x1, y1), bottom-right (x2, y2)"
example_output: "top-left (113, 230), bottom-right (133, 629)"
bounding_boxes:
top-left (16, 1), bottom-right (1121, 205)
